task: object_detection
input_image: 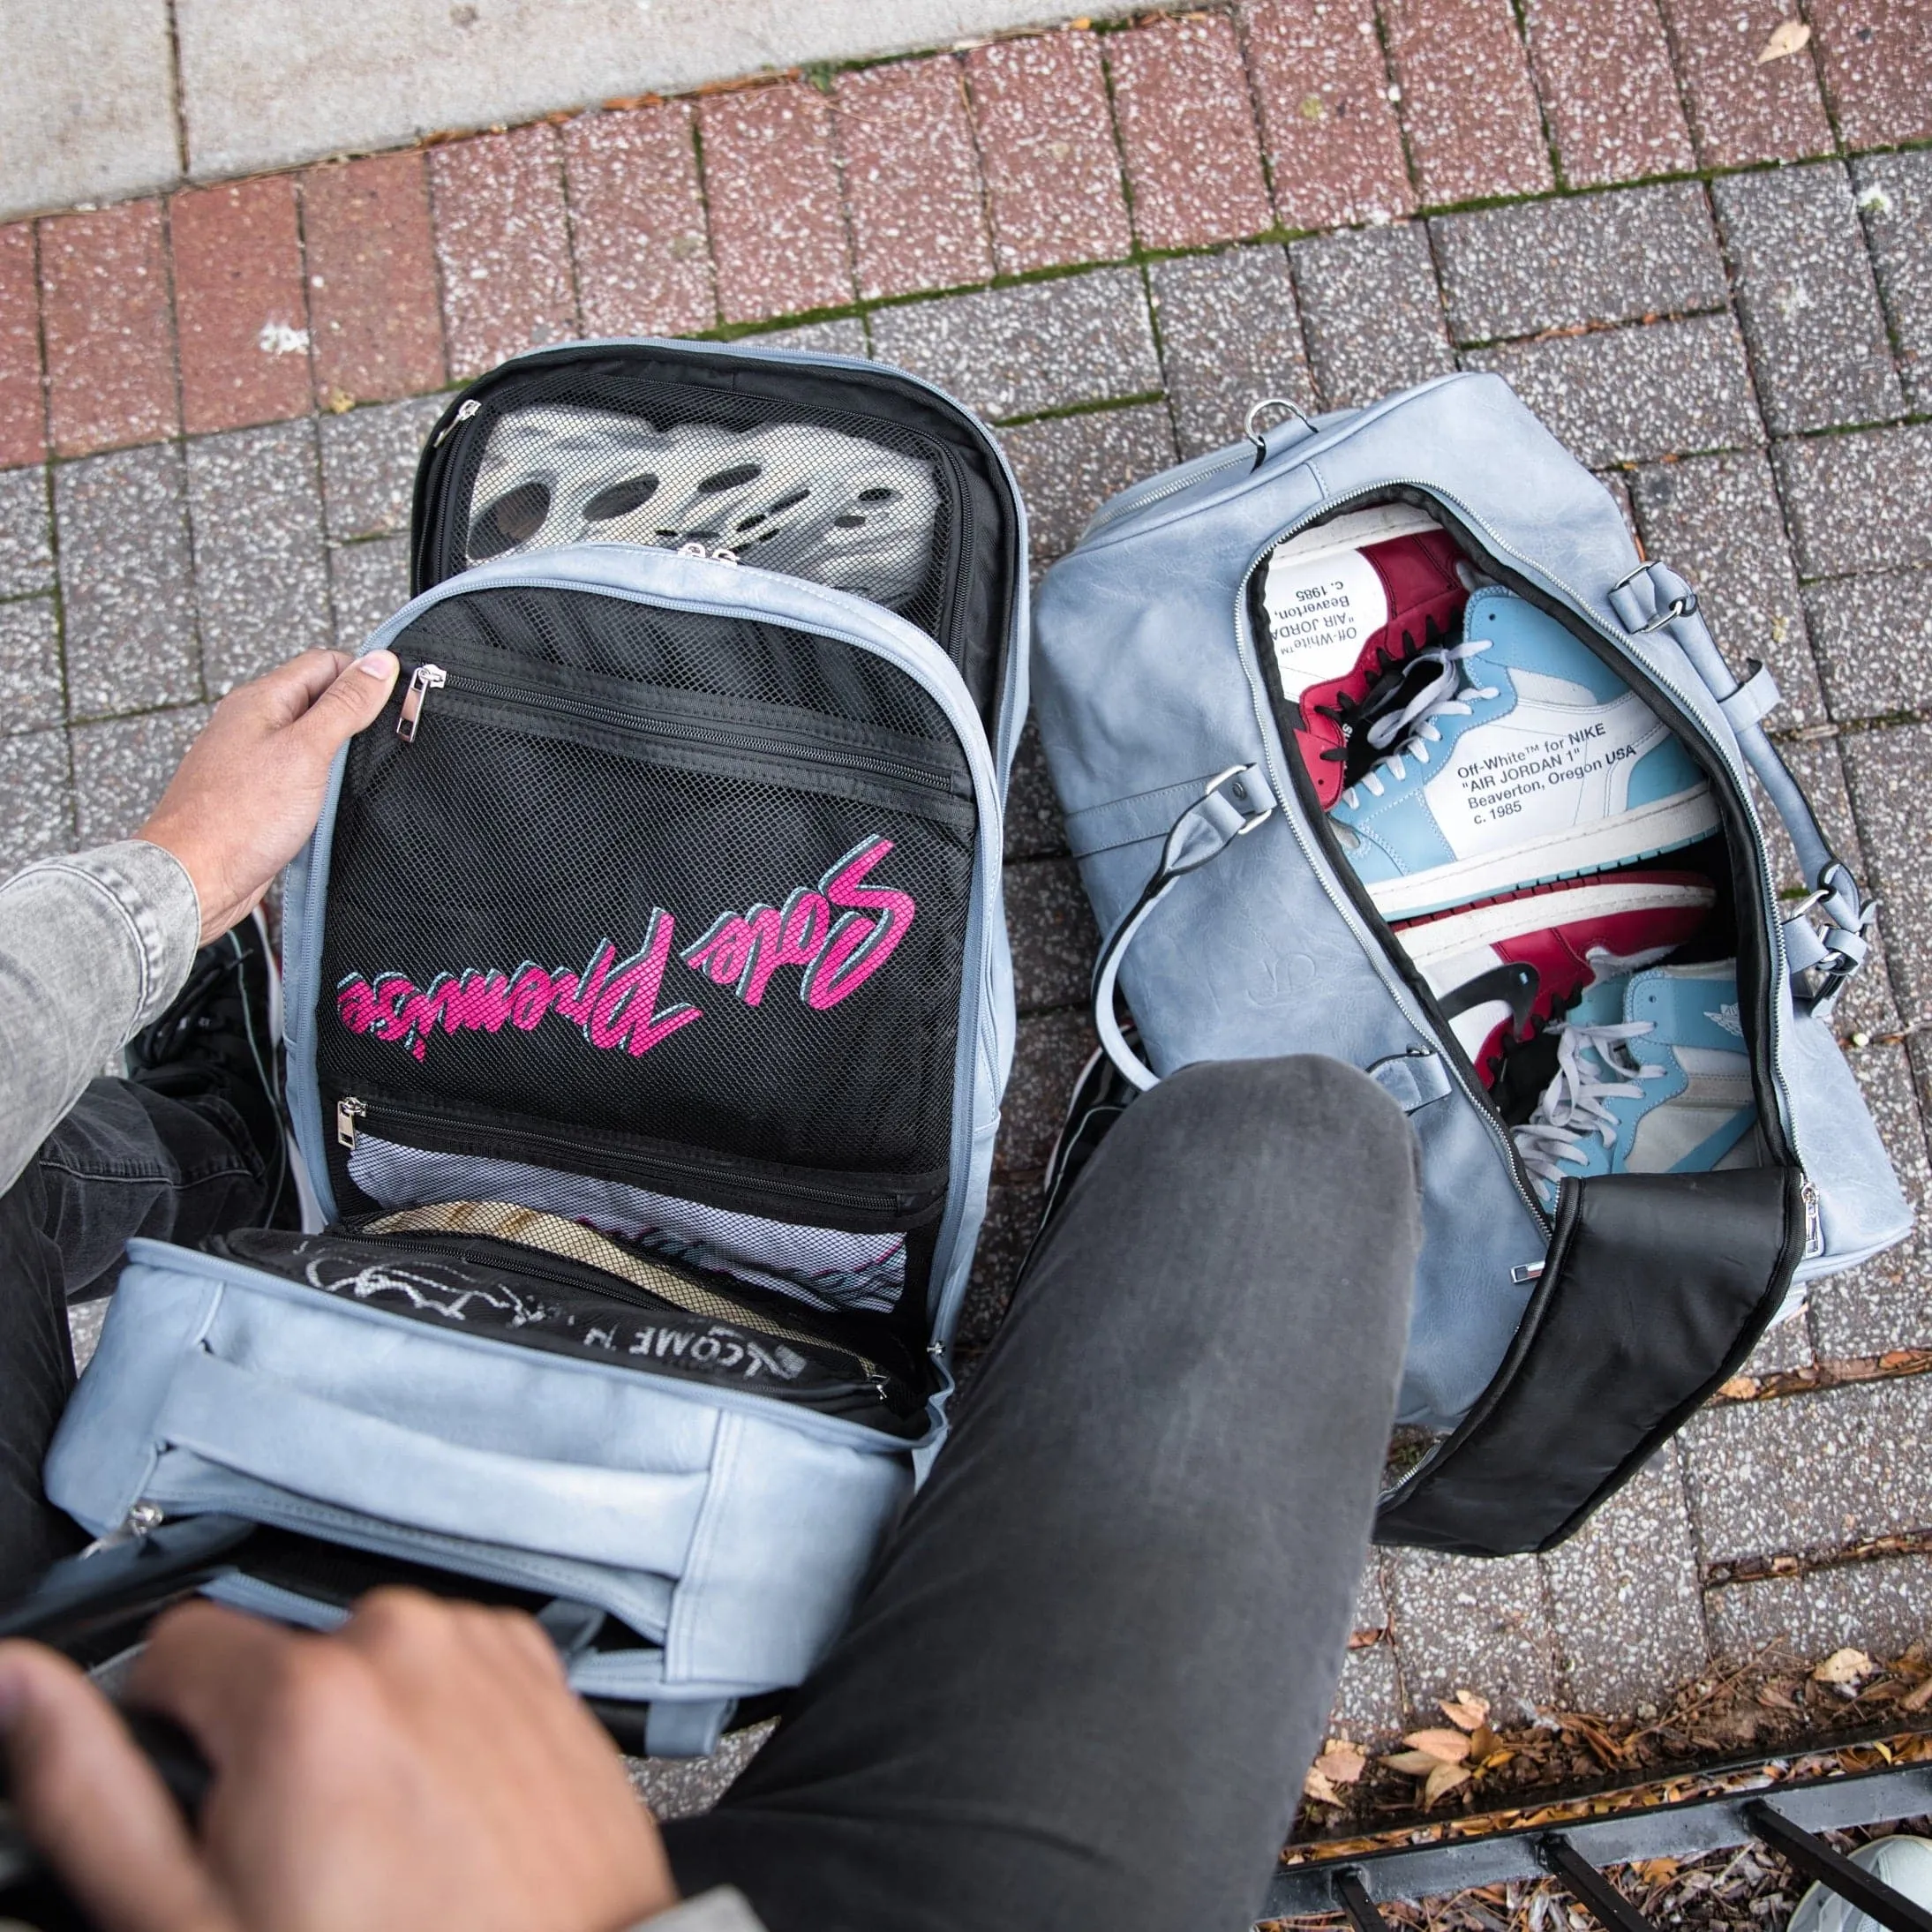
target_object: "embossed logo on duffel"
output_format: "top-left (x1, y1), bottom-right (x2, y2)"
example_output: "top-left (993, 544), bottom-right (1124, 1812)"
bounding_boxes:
top-left (333, 834), bottom-right (917, 1064)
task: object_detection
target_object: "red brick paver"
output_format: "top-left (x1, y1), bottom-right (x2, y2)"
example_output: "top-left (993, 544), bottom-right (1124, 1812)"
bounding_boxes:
top-left (1242, 0), bottom-right (1413, 232)
top-left (1808, 0), bottom-right (1932, 148)
top-left (428, 124), bottom-right (579, 381)
top-left (966, 32), bottom-right (1131, 275)
top-left (0, 224), bottom-right (44, 470)
top-left (701, 81), bottom-right (853, 325)
top-left (171, 177), bottom-right (311, 436)
top-left (1655, 0), bottom-right (1835, 167)
top-left (1524, 0), bottom-right (1696, 187)
top-left (40, 200), bottom-right (177, 458)
top-left (302, 153), bottom-right (447, 407)
top-left (1108, 13), bottom-right (1274, 251)
top-left (563, 102), bottom-right (715, 338)
top-left (836, 56), bottom-right (993, 300)
top-left (1379, 0), bottom-right (1554, 206)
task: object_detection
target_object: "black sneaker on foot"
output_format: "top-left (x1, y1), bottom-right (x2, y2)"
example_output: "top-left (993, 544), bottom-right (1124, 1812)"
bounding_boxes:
top-left (125, 909), bottom-right (299, 1229)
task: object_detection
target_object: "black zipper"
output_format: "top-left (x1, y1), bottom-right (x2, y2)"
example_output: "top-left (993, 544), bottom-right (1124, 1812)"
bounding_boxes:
top-left (332, 1092), bottom-right (948, 1228)
top-left (402, 659), bottom-right (968, 800)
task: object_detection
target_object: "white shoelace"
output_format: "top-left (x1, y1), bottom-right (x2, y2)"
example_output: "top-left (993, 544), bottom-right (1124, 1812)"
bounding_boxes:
top-left (1513, 1017), bottom-right (1667, 1184)
top-left (1341, 637), bottom-right (1498, 805)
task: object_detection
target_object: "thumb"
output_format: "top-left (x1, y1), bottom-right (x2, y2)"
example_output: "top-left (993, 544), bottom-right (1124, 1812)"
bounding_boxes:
top-left (0, 1641), bottom-right (235, 1932)
top-left (289, 649), bottom-right (402, 758)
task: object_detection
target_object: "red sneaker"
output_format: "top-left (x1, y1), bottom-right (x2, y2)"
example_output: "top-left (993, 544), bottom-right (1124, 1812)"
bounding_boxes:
top-left (1394, 870), bottom-right (1717, 1087)
top-left (1259, 505), bottom-right (1468, 808)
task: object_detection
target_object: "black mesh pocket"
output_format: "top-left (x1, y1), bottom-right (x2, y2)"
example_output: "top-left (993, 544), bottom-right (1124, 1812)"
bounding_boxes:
top-left (317, 588), bottom-right (976, 1219)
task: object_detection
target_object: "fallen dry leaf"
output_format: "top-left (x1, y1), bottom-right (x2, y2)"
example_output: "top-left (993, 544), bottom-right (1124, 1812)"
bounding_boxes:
top-left (1901, 1675), bottom-right (1932, 1713)
top-left (1315, 1740), bottom-right (1368, 1785)
top-left (1814, 1648), bottom-right (1875, 1685)
top-left (1383, 1748), bottom-right (1449, 1777)
top-left (1403, 1727), bottom-right (1473, 1763)
top-left (1304, 1765), bottom-right (1342, 1804)
top-left (1468, 1723), bottom-right (1501, 1763)
top-left (1440, 1690), bottom-right (1491, 1731)
top-left (1423, 1759), bottom-right (1471, 1807)
top-left (1757, 18), bottom-right (1812, 61)
top-left (1718, 1374), bottom-right (1761, 1401)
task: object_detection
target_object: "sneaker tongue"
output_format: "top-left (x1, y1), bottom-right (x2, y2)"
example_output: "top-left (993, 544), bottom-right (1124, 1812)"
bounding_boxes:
top-left (1566, 974), bottom-right (1631, 1032)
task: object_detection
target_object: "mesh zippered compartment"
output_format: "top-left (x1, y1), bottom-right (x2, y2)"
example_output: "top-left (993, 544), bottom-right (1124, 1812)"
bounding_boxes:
top-left (316, 584), bottom-right (977, 1224)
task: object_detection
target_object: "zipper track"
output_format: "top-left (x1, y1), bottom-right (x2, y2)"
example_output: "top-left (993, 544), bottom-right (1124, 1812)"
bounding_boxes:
top-left (341, 1094), bottom-right (943, 1223)
top-left (425, 662), bottom-right (965, 797)
top-left (1083, 448), bottom-right (1251, 538)
top-left (1232, 477), bottom-right (1800, 1207)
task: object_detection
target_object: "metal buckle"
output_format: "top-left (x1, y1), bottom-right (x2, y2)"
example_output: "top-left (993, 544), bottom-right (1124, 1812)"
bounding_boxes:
top-left (1202, 764), bottom-right (1274, 835)
top-left (1611, 562), bottom-right (1699, 634)
top-left (1244, 395), bottom-right (1314, 457)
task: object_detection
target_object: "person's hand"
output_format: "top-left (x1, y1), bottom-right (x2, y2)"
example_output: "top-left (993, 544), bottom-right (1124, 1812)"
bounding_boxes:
top-left (139, 649), bottom-right (402, 946)
top-left (0, 1590), bottom-right (679, 1932)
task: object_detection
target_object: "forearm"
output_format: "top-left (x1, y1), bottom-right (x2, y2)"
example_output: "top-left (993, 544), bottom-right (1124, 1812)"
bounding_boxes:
top-left (0, 842), bottom-right (203, 1194)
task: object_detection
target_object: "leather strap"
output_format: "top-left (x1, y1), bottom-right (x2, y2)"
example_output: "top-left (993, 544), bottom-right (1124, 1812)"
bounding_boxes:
top-left (1608, 561), bottom-right (1876, 1017)
top-left (1090, 765), bottom-right (1276, 1091)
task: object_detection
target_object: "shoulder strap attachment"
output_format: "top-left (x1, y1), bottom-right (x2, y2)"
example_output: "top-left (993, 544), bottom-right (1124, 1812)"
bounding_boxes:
top-left (1090, 765), bottom-right (1275, 1091)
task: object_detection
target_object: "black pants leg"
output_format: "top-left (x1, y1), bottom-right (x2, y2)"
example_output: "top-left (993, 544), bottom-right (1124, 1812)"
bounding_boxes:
top-left (665, 1056), bottom-right (1421, 1932)
top-left (0, 1079), bottom-right (266, 1599)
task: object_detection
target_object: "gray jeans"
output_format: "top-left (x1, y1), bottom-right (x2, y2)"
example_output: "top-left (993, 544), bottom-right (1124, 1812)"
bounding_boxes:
top-left (666, 1054), bottom-right (1420, 1932)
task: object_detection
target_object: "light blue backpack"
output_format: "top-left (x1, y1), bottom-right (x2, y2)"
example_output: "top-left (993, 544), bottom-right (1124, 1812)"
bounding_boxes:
top-left (1032, 372), bottom-right (1907, 1556)
top-left (46, 340), bottom-right (1026, 1754)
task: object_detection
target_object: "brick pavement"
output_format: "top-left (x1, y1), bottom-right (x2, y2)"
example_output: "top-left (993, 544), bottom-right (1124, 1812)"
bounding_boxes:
top-left (4, 0), bottom-right (1930, 1804)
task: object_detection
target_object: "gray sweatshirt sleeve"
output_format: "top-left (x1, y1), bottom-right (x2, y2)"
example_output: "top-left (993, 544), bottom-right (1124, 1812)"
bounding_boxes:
top-left (627, 1889), bottom-right (767, 1932)
top-left (0, 841), bottom-right (204, 1195)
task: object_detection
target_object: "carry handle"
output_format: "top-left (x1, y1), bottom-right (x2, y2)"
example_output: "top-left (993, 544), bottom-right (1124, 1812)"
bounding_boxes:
top-left (1090, 766), bottom-right (1276, 1089)
top-left (1608, 561), bottom-right (1875, 1017)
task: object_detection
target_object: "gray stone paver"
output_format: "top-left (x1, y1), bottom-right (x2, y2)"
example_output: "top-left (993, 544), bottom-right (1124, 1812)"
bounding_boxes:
top-left (69, 705), bottom-right (209, 846)
top-left (1329, 1639), bottom-right (1405, 1745)
top-left (628, 1718), bottom-right (771, 1820)
top-left (0, 728), bottom-right (74, 871)
top-left (1289, 223), bottom-right (1455, 412)
top-left (1382, 1547), bottom-right (1560, 1724)
top-left (1806, 568), bottom-right (1932, 725)
top-left (0, 596), bottom-right (64, 735)
top-left (1539, 1450), bottom-right (1711, 1712)
top-left (1854, 152), bottom-right (1932, 410)
top-left (328, 535), bottom-right (412, 647)
top-left (868, 268), bottom-right (1161, 423)
top-left (1712, 163), bottom-right (1904, 436)
top-left (1683, 1372), bottom-right (1932, 1565)
top-left (1741, 1313), bottom-right (1815, 1378)
top-left (997, 402), bottom-right (1177, 571)
top-left (1839, 719), bottom-right (1932, 1022)
top-left (1628, 449), bottom-right (1825, 731)
top-left (1147, 245), bottom-right (1313, 460)
top-left (959, 1170), bottom-right (1043, 1345)
top-left (743, 316), bottom-right (870, 359)
top-left (1004, 855), bottom-right (1101, 1014)
top-left (1461, 313), bottom-right (1762, 468)
top-left (995, 1006), bottom-right (1097, 1178)
top-left (1705, 1552), bottom-right (1932, 1665)
top-left (0, 466), bottom-right (53, 597)
top-left (186, 421), bottom-right (335, 695)
top-left (55, 443), bottom-right (203, 720)
top-left (1806, 1044), bottom-right (1932, 1360)
top-left (1004, 718), bottom-right (1069, 861)
top-left (1432, 183), bottom-right (1729, 344)
top-left (1773, 425), bottom-right (1932, 581)
top-left (318, 395), bottom-right (447, 541)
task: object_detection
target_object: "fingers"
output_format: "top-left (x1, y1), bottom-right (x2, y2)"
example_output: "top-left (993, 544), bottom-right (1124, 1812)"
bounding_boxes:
top-left (129, 1599), bottom-right (319, 1772)
top-left (0, 1640), bottom-right (234, 1932)
top-left (241, 648), bottom-right (354, 726)
top-left (288, 649), bottom-right (400, 759)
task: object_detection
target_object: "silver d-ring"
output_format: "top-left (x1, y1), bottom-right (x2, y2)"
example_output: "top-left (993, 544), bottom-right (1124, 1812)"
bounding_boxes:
top-left (1244, 395), bottom-right (1314, 456)
top-left (1631, 591), bottom-right (1698, 635)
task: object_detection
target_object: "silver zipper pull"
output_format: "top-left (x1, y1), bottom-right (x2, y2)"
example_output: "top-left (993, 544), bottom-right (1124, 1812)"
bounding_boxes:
top-left (79, 1500), bottom-right (164, 1557)
top-left (396, 663), bottom-right (447, 742)
top-left (434, 397), bottom-right (481, 447)
top-left (1801, 1177), bottom-right (1823, 1258)
top-left (336, 1096), bottom-right (367, 1149)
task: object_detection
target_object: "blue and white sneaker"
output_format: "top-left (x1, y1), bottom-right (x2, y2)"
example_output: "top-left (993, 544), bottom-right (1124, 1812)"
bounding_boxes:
top-left (1328, 587), bottom-right (1719, 921)
top-left (1513, 960), bottom-right (1759, 1209)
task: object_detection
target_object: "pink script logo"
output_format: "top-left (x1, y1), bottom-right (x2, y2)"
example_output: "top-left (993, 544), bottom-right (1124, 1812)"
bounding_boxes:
top-left (335, 835), bottom-right (916, 1064)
